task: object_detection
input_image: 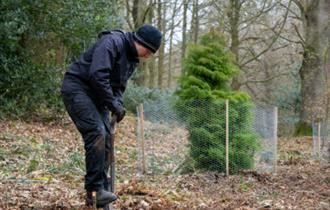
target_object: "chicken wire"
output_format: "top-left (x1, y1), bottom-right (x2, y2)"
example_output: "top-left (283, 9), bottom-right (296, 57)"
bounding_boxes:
top-left (136, 100), bottom-right (278, 176)
top-left (312, 121), bottom-right (330, 163)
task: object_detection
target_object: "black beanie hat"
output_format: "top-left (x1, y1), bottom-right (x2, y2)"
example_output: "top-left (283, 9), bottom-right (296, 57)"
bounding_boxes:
top-left (133, 24), bottom-right (162, 53)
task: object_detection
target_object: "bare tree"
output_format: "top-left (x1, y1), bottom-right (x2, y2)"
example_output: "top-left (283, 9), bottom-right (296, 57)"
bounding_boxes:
top-left (157, 0), bottom-right (166, 88)
top-left (125, 0), bottom-right (154, 86)
top-left (290, 0), bottom-right (330, 128)
top-left (181, 0), bottom-right (188, 74)
top-left (167, 1), bottom-right (183, 88)
top-left (210, 0), bottom-right (291, 90)
top-left (190, 0), bottom-right (200, 44)
top-left (147, 0), bottom-right (157, 87)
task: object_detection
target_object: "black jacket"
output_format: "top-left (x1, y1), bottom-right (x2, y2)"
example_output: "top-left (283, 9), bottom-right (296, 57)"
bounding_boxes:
top-left (61, 30), bottom-right (139, 108)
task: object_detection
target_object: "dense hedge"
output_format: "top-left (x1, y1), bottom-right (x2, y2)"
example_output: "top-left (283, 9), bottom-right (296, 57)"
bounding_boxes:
top-left (0, 0), bottom-right (120, 119)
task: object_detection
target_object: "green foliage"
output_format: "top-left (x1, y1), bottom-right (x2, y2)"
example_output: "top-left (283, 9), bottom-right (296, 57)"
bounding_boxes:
top-left (0, 0), bottom-right (121, 119)
top-left (123, 81), bottom-right (174, 114)
top-left (27, 159), bottom-right (39, 173)
top-left (178, 30), bottom-right (248, 100)
top-left (0, 57), bottom-right (63, 119)
top-left (294, 121), bottom-right (312, 136)
top-left (175, 31), bottom-right (260, 173)
top-left (61, 151), bottom-right (85, 174)
top-left (273, 69), bottom-right (301, 136)
top-left (1, 0), bottom-right (121, 58)
top-left (45, 0), bottom-right (122, 57)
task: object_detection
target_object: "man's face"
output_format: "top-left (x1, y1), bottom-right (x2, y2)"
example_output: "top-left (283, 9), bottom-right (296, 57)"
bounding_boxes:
top-left (135, 42), bottom-right (153, 59)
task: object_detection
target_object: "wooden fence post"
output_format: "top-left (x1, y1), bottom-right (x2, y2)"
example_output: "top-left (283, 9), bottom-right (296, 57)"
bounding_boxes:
top-left (226, 100), bottom-right (229, 176)
top-left (318, 122), bottom-right (321, 157)
top-left (138, 104), bottom-right (146, 174)
top-left (273, 106), bottom-right (278, 174)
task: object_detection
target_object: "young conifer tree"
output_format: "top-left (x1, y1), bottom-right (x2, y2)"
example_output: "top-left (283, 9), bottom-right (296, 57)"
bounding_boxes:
top-left (175, 30), bottom-right (260, 173)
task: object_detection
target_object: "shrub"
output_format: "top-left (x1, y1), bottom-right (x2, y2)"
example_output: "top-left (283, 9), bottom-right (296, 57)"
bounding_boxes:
top-left (0, 56), bottom-right (63, 119)
top-left (174, 30), bottom-right (260, 173)
top-left (123, 81), bottom-right (174, 115)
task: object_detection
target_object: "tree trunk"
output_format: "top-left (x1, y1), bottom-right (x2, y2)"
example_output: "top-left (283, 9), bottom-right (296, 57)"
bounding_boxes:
top-left (149, 57), bottom-right (156, 87)
top-left (325, 46), bottom-right (330, 121)
top-left (228, 0), bottom-right (241, 90)
top-left (167, 1), bottom-right (179, 88)
top-left (157, 0), bottom-right (165, 88)
top-left (181, 0), bottom-right (188, 75)
top-left (190, 0), bottom-right (199, 44)
top-left (143, 0), bottom-right (155, 87)
top-left (295, 0), bottom-right (330, 134)
top-left (55, 42), bottom-right (66, 67)
top-left (132, 0), bottom-right (149, 86)
top-left (132, 0), bottom-right (144, 29)
top-left (299, 0), bottom-right (330, 122)
top-left (147, 0), bottom-right (156, 87)
top-left (319, 0), bottom-right (330, 121)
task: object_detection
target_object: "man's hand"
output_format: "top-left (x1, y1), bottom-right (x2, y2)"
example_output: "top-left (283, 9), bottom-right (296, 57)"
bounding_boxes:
top-left (109, 101), bottom-right (126, 123)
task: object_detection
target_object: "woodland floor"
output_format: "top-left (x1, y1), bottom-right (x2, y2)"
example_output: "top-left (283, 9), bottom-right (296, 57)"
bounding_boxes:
top-left (0, 115), bottom-right (329, 210)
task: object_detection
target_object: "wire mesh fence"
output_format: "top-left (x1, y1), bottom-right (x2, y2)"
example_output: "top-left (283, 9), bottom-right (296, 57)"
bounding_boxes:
top-left (136, 99), bottom-right (278, 176)
top-left (253, 106), bottom-right (278, 173)
top-left (312, 120), bottom-right (330, 163)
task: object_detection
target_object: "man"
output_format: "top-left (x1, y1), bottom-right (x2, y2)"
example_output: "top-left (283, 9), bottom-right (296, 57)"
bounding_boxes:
top-left (61, 24), bottom-right (162, 207)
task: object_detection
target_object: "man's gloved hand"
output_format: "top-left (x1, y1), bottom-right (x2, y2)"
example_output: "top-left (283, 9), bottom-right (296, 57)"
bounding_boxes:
top-left (113, 107), bottom-right (126, 123)
top-left (109, 101), bottom-right (126, 123)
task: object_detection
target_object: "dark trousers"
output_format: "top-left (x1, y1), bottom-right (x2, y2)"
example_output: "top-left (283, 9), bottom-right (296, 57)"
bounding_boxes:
top-left (62, 91), bottom-right (111, 191)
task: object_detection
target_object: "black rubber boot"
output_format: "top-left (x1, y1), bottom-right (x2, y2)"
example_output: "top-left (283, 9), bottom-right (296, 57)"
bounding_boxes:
top-left (86, 189), bottom-right (117, 207)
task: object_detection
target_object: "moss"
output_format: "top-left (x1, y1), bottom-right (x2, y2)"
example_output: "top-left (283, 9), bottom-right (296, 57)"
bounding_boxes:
top-left (294, 121), bottom-right (312, 136)
top-left (27, 159), bottom-right (39, 173)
